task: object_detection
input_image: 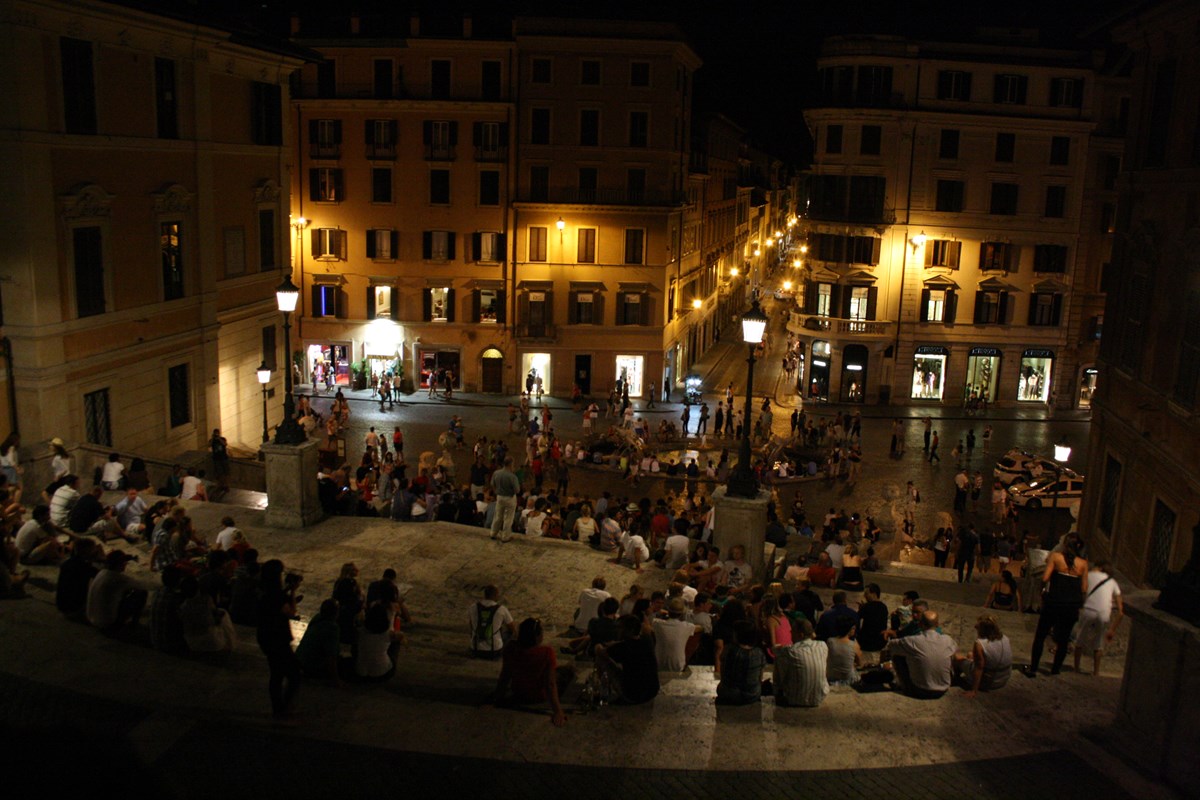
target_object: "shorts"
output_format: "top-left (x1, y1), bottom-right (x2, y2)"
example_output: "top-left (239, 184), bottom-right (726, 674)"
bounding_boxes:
top-left (1072, 609), bottom-right (1108, 652)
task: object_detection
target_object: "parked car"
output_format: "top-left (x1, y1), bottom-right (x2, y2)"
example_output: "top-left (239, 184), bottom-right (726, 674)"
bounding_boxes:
top-left (1007, 471), bottom-right (1085, 509)
top-left (993, 449), bottom-right (1060, 486)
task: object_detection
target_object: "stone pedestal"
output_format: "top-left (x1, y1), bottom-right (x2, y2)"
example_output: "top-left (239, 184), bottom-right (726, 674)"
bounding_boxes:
top-left (262, 439), bottom-right (324, 529)
top-left (1114, 592), bottom-right (1200, 792)
top-left (711, 486), bottom-right (770, 586)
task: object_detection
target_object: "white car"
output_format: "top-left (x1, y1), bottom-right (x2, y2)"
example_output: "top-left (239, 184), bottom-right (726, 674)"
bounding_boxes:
top-left (993, 450), bottom-right (1060, 486)
top-left (1007, 472), bottom-right (1085, 509)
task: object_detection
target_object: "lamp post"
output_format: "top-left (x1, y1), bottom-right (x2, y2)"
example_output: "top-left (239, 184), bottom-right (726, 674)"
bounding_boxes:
top-left (256, 361), bottom-right (271, 444)
top-left (726, 300), bottom-right (769, 498)
top-left (1047, 437), bottom-right (1072, 548)
top-left (273, 275), bottom-right (307, 445)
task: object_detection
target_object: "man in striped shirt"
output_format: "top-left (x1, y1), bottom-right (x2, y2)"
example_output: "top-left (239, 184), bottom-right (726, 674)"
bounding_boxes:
top-left (772, 619), bottom-right (829, 707)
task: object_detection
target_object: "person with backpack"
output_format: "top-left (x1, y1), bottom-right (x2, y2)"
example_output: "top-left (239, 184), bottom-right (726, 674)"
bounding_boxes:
top-left (469, 585), bottom-right (514, 659)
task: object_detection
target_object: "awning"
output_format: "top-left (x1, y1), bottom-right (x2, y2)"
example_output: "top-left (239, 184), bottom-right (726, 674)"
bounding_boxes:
top-left (618, 282), bottom-right (659, 292)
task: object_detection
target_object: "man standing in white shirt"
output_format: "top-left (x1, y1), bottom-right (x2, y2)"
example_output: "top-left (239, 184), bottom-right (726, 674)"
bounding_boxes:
top-left (653, 598), bottom-right (702, 672)
top-left (574, 576), bottom-right (611, 630)
top-left (1073, 560), bottom-right (1123, 676)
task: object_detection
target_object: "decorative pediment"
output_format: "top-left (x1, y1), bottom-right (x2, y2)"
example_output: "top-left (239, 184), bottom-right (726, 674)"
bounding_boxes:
top-left (1033, 278), bottom-right (1067, 293)
top-left (60, 183), bottom-right (114, 219)
top-left (923, 275), bottom-right (960, 289)
top-left (978, 277), bottom-right (1018, 292)
top-left (152, 183), bottom-right (194, 214)
top-left (843, 270), bottom-right (877, 285)
top-left (254, 179), bottom-right (281, 205)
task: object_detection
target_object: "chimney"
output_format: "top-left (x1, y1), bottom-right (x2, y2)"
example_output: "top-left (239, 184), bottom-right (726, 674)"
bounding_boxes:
top-left (409, 13), bottom-right (420, 37)
top-left (350, 12), bottom-right (360, 35)
top-left (289, 14), bottom-right (300, 35)
top-left (463, 15), bottom-right (472, 38)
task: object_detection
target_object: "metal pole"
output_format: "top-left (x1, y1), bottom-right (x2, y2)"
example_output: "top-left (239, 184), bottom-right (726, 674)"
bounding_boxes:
top-left (274, 310), bottom-right (306, 445)
top-left (1048, 463), bottom-right (1061, 549)
top-left (261, 384), bottom-right (270, 444)
top-left (727, 343), bottom-right (758, 498)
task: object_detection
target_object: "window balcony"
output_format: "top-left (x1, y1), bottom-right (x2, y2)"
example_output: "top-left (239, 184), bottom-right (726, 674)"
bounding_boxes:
top-left (788, 311), bottom-right (895, 340)
top-left (474, 145), bottom-right (507, 162)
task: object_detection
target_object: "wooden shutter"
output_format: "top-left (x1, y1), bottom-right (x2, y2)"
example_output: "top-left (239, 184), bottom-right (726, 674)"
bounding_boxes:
top-left (829, 285), bottom-right (843, 317)
top-left (366, 231), bottom-right (376, 258)
top-left (310, 229), bottom-right (321, 259)
top-left (422, 288), bottom-right (432, 321)
top-left (1027, 294), bottom-right (1039, 325)
top-left (333, 170), bottom-right (344, 201)
top-left (805, 281), bottom-right (817, 314)
top-left (948, 241), bottom-right (961, 268)
top-left (472, 232), bottom-right (482, 262)
top-left (422, 121), bottom-right (432, 145)
top-left (496, 234), bottom-right (506, 263)
top-left (1051, 293), bottom-right (1063, 326)
top-left (422, 232), bottom-right (432, 259)
top-left (308, 120), bottom-right (319, 144)
top-left (1007, 245), bottom-right (1020, 273)
top-left (364, 120), bottom-right (374, 145)
top-left (495, 290), bottom-right (506, 324)
top-left (366, 285), bottom-right (376, 320)
top-left (943, 289), bottom-right (957, 324)
top-left (446, 289), bottom-right (456, 322)
top-left (919, 288), bottom-right (931, 321)
top-left (640, 293), bottom-right (650, 326)
top-left (973, 291), bottom-right (985, 323)
top-left (870, 237), bottom-right (882, 265)
top-left (447, 233), bottom-right (456, 260)
top-left (593, 292), bottom-right (604, 325)
top-left (449, 122), bottom-right (458, 144)
top-left (390, 287), bottom-right (400, 319)
top-left (616, 292), bottom-right (627, 325)
top-left (498, 122), bottom-right (509, 145)
top-left (336, 230), bottom-right (347, 260)
top-left (335, 288), bottom-right (347, 319)
top-left (568, 291), bottom-right (579, 324)
top-left (997, 291), bottom-right (1008, 323)
top-left (472, 290), bottom-right (481, 322)
top-left (308, 169), bottom-right (320, 202)
top-left (389, 230), bottom-right (399, 257)
top-left (839, 286), bottom-right (853, 318)
top-left (518, 292), bottom-right (530, 326)
top-left (923, 244), bottom-right (934, 267)
top-left (866, 286), bottom-right (878, 320)
top-left (311, 286), bottom-right (322, 316)
top-left (472, 121), bottom-right (482, 146)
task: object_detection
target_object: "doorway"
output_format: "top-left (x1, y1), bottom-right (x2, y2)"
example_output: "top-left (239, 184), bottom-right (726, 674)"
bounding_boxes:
top-left (481, 348), bottom-right (504, 393)
top-left (575, 354), bottom-right (592, 395)
top-left (841, 344), bottom-right (867, 403)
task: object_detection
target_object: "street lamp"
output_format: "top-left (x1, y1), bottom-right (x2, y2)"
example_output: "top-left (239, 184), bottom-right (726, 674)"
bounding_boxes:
top-left (273, 275), bottom-right (307, 445)
top-left (1047, 437), bottom-right (1072, 548)
top-left (726, 300), bottom-right (769, 498)
top-left (256, 361), bottom-right (272, 444)
top-left (556, 216), bottom-right (565, 243)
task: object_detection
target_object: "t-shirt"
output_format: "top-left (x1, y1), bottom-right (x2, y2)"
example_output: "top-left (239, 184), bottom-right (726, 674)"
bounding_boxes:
top-left (101, 461), bottom-right (126, 485)
top-left (86, 568), bottom-right (134, 629)
top-left (663, 534), bottom-right (690, 570)
top-left (624, 535), bottom-right (649, 563)
top-left (68, 493), bottom-right (104, 533)
top-left (504, 643), bottom-right (556, 704)
top-left (825, 542), bottom-right (845, 570)
top-left (723, 560), bottom-right (752, 590)
top-left (652, 617), bottom-right (696, 672)
top-left (355, 627), bottom-right (395, 678)
top-left (50, 485), bottom-right (80, 527)
top-left (576, 588), bottom-right (611, 627)
top-left (1082, 570), bottom-right (1122, 621)
top-left (774, 639), bottom-right (829, 707)
top-left (180, 476), bottom-right (204, 500)
top-left (886, 629), bottom-right (958, 692)
top-left (15, 519), bottom-right (52, 557)
top-left (857, 599), bottom-right (889, 652)
top-left (470, 600), bottom-right (514, 653)
top-left (215, 526), bottom-right (242, 551)
top-left (491, 469), bottom-right (520, 498)
top-left (524, 512), bottom-right (547, 536)
top-left (605, 637), bottom-right (660, 704)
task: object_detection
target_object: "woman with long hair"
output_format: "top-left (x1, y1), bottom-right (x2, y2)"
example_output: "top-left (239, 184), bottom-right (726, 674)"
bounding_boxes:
top-left (956, 615), bottom-right (1013, 697)
top-left (1025, 534), bottom-right (1087, 677)
top-left (837, 543), bottom-right (864, 592)
top-left (985, 569), bottom-right (1022, 612)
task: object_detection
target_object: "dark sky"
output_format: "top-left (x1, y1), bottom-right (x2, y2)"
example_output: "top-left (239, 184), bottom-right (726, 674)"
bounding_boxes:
top-left (145, 0), bottom-right (1133, 164)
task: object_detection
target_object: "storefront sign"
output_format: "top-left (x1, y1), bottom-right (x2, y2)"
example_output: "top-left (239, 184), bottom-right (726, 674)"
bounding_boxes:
top-left (915, 345), bottom-right (949, 355)
top-left (1023, 348), bottom-right (1055, 359)
top-left (529, 292), bottom-right (545, 302)
top-left (969, 347), bottom-right (1002, 357)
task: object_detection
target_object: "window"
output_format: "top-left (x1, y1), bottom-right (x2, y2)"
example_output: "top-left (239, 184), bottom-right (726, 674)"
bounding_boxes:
top-left (1144, 60), bottom-right (1175, 168)
top-left (422, 230), bottom-right (455, 261)
top-left (530, 108), bottom-right (550, 144)
top-left (481, 60), bottom-right (501, 100)
top-left (61, 37), bottom-right (97, 135)
top-left (531, 58), bottom-right (552, 83)
top-left (978, 241), bottom-right (1012, 271)
top-left (373, 58), bottom-right (394, 99)
top-left (262, 325), bottom-right (277, 370)
top-left (473, 231), bottom-right (503, 262)
top-left (83, 388), bottom-right (112, 447)
top-left (430, 59), bottom-right (451, 99)
top-left (935, 180), bottom-right (964, 212)
top-left (1147, 500), bottom-right (1178, 589)
top-left (630, 61), bottom-right (650, 87)
top-left (423, 120), bottom-right (457, 160)
top-left (993, 74), bottom-right (1028, 104)
top-left (309, 119), bottom-right (341, 158)
top-left (819, 66), bottom-right (854, 104)
top-left (995, 133), bottom-right (1015, 162)
top-left (1097, 456), bottom-right (1121, 537)
top-left (154, 58), bottom-right (178, 139)
top-left (624, 229), bottom-right (645, 264)
top-left (924, 239), bottom-right (961, 268)
top-left (627, 168), bottom-right (646, 203)
top-left (581, 59), bottom-right (600, 85)
top-left (372, 168), bottom-right (392, 203)
top-left (1102, 155), bottom-right (1121, 190)
top-left (938, 129), bottom-right (959, 159)
top-left (974, 291), bottom-right (1004, 324)
top-left (366, 119), bottom-right (397, 159)
top-left (574, 292), bottom-right (596, 324)
top-left (1033, 244), bottom-right (1067, 273)
top-left (73, 226), bottom-right (105, 318)
top-left (924, 289), bottom-right (947, 322)
top-left (578, 167), bottom-right (598, 201)
top-left (529, 165), bottom-right (549, 201)
top-left (847, 287), bottom-right (870, 320)
top-left (628, 112), bottom-right (648, 147)
top-left (311, 228), bottom-right (346, 260)
top-left (430, 169), bottom-right (450, 204)
top-left (479, 171), bottom-right (500, 206)
top-left (160, 222), bottom-right (184, 301)
top-left (1100, 203), bottom-right (1116, 234)
top-left (368, 285), bottom-right (395, 320)
top-left (936, 70), bottom-right (972, 101)
top-left (366, 229), bottom-right (398, 260)
top-left (848, 236), bottom-right (881, 265)
top-left (1049, 77), bottom-right (1083, 108)
top-left (529, 227), bottom-right (548, 262)
top-left (223, 227), bottom-right (245, 277)
top-left (316, 60), bottom-right (336, 97)
top-left (990, 182), bottom-right (1019, 215)
top-left (473, 121), bottom-right (506, 160)
top-left (312, 285), bottom-right (342, 318)
top-left (1044, 186), bottom-right (1066, 218)
top-left (815, 284), bottom-right (832, 316)
top-left (427, 287), bottom-right (453, 322)
top-left (1050, 136), bottom-right (1070, 165)
top-left (579, 109), bottom-right (599, 146)
top-left (826, 124), bottom-right (843, 154)
top-left (618, 292), bottom-right (647, 325)
top-left (251, 82), bottom-right (282, 146)
top-left (477, 288), bottom-right (501, 323)
top-left (1174, 289), bottom-right (1200, 407)
top-left (309, 168), bottom-right (343, 202)
top-left (860, 125), bottom-right (882, 155)
top-left (167, 364), bottom-right (191, 428)
top-left (577, 228), bottom-right (597, 263)
top-left (258, 210), bottom-right (277, 272)
top-left (855, 65), bottom-right (892, 105)
top-left (1029, 292), bottom-right (1062, 326)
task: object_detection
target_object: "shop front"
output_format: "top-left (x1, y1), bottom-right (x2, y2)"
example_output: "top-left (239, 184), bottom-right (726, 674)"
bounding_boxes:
top-left (965, 346), bottom-right (1001, 406)
top-left (912, 345), bottom-right (949, 401)
top-left (306, 343), bottom-right (350, 387)
top-left (1078, 366), bottom-right (1098, 409)
top-left (808, 340), bottom-right (831, 401)
top-left (841, 344), bottom-right (867, 403)
top-left (1018, 348), bottom-right (1054, 403)
top-left (363, 319), bottom-right (403, 382)
top-left (419, 347), bottom-right (461, 389)
top-left (615, 354), bottom-right (645, 398)
top-left (521, 352), bottom-right (551, 396)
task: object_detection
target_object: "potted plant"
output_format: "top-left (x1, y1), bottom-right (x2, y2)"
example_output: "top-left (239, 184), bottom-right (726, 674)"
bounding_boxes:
top-left (350, 359), bottom-right (369, 391)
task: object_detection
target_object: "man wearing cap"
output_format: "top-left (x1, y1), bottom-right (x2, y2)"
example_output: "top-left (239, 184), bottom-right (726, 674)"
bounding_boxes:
top-left (653, 597), bottom-right (703, 672)
top-left (86, 550), bottom-right (148, 634)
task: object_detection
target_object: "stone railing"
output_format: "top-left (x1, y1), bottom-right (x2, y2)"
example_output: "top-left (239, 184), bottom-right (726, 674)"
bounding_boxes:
top-left (787, 311), bottom-right (896, 340)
